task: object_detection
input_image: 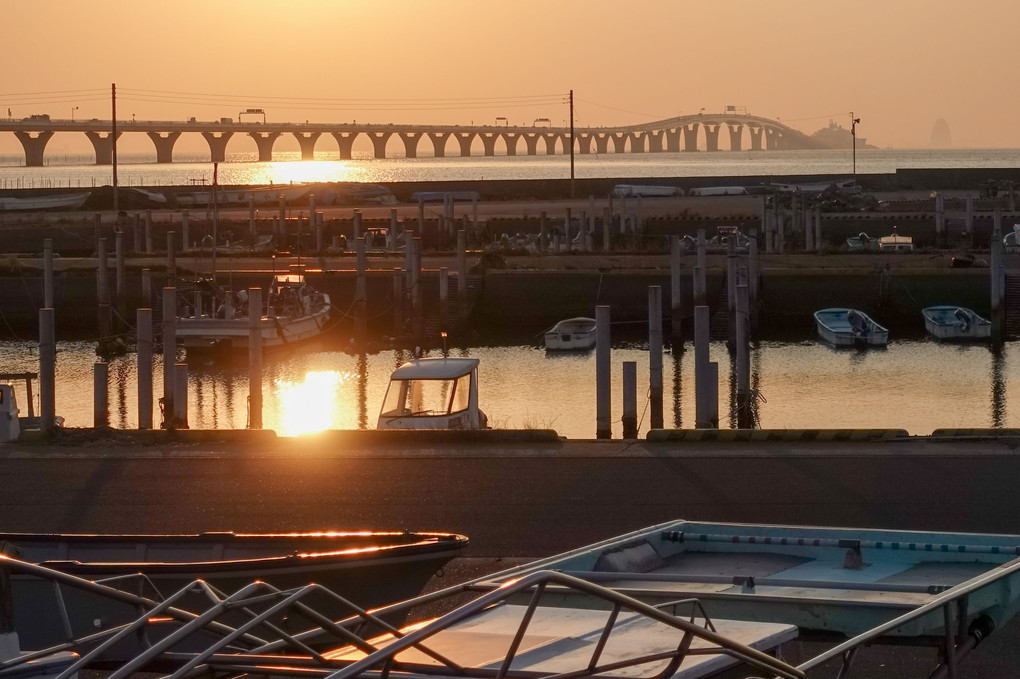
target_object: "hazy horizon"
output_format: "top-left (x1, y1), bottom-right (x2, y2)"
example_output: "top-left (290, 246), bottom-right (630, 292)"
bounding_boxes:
top-left (3, 0), bottom-right (1017, 156)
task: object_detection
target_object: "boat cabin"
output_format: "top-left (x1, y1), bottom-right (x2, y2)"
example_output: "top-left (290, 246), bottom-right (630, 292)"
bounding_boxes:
top-left (378, 357), bottom-right (488, 430)
top-left (879, 230), bottom-right (913, 252)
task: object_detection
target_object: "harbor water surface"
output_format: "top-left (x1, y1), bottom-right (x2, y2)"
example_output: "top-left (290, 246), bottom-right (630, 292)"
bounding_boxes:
top-left (2, 339), bottom-right (1012, 437)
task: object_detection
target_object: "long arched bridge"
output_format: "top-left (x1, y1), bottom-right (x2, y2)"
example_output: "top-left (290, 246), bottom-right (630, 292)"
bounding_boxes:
top-left (0, 113), bottom-right (832, 167)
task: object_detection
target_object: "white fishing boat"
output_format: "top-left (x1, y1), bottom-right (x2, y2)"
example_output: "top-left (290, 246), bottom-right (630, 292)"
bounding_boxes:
top-left (464, 519), bottom-right (1020, 676)
top-left (814, 307), bottom-right (888, 346)
top-left (544, 317), bottom-right (597, 350)
top-left (176, 184), bottom-right (309, 207)
top-left (923, 305), bottom-right (991, 340)
top-left (0, 192), bottom-right (90, 212)
top-left (176, 273), bottom-right (331, 352)
top-left (377, 357), bottom-right (488, 430)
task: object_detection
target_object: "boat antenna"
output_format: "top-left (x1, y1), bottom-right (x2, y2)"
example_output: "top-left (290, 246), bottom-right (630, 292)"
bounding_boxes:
top-left (441, 331), bottom-right (448, 357)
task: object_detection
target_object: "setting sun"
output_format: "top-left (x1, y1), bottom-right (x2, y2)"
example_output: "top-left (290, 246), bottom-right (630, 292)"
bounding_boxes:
top-left (275, 370), bottom-right (344, 436)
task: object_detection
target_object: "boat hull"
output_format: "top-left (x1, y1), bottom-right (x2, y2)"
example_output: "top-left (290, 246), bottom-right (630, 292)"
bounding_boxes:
top-left (814, 308), bottom-right (888, 347)
top-left (8, 531), bottom-right (468, 654)
top-left (923, 306), bottom-right (992, 340)
top-left (177, 304), bottom-right (331, 351)
top-left (471, 519), bottom-right (1020, 640)
top-left (0, 192), bottom-right (90, 212)
top-left (544, 318), bottom-right (597, 350)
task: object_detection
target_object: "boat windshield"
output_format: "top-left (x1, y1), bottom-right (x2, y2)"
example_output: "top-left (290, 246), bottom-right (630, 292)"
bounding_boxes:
top-left (380, 374), bottom-right (471, 418)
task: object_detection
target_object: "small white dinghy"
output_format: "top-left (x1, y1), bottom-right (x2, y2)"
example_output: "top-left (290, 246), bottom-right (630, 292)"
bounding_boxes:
top-left (814, 308), bottom-right (888, 347)
top-left (922, 306), bottom-right (991, 340)
top-left (544, 317), bottom-right (597, 350)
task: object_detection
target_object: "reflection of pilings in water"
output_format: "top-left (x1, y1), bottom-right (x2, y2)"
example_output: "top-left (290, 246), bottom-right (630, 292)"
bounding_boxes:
top-left (671, 346), bottom-right (683, 428)
top-left (750, 342), bottom-right (762, 428)
top-left (357, 352), bottom-right (368, 430)
top-left (728, 356), bottom-right (737, 429)
top-left (991, 345), bottom-right (1006, 428)
top-left (116, 360), bottom-right (128, 429)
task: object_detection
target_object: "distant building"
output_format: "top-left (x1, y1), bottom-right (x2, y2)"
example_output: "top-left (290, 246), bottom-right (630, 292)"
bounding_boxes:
top-left (930, 119), bottom-right (952, 148)
top-left (810, 120), bottom-right (876, 150)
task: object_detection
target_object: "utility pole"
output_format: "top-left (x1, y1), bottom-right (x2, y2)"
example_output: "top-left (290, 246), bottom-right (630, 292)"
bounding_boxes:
top-left (112, 83), bottom-right (118, 213)
top-left (212, 162), bottom-right (219, 285)
top-left (569, 89), bottom-right (575, 199)
top-left (851, 112), bottom-right (861, 178)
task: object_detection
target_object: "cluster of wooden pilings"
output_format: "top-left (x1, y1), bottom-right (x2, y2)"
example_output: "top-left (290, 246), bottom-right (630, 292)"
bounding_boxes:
top-left (595, 228), bottom-right (761, 438)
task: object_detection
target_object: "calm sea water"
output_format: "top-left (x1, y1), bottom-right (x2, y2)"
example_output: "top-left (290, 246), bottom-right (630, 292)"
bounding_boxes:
top-left (0, 148), bottom-right (1019, 189)
top-left (0, 339), bottom-right (1011, 438)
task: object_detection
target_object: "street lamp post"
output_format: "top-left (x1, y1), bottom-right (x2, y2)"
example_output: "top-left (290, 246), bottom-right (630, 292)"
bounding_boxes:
top-left (851, 113), bottom-right (861, 177)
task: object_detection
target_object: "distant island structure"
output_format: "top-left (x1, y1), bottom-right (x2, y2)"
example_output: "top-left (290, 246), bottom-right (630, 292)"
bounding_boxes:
top-left (930, 119), bottom-right (952, 148)
top-left (810, 120), bottom-right (877, 150)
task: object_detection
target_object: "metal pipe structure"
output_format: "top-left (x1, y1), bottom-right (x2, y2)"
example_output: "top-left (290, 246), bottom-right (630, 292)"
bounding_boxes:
top-left (670, 236), bottom-right (682, 340)
top-left (39, 308), bottom-right (55, 430)
top-left (43, 238), bottom-right (54, 309)
top-left (622, 361), bottom-right (637, 439)
top-left (694, 305), bottom-right (715, 429)
top-left (161, 288), bottom-right (176, 427)
top-left (174, 363), bottom-right (188, 429)
top-left (93, 362), bottom-right (108, 429)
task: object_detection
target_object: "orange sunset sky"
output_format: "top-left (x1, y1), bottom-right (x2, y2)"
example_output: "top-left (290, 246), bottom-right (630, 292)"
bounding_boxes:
top-left (2, 0), bottom-right (1017, 153)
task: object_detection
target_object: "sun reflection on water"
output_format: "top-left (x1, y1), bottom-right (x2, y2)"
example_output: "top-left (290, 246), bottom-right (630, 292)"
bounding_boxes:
top-left (275, 370), bottom-right (347, 436)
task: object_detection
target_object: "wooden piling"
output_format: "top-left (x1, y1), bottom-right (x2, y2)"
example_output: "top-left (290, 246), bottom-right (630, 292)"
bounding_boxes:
top-left (141, 268), bottom-right (151, 309)
top-left (539, 211), bottom-right (548, 253)
top-left (97, 238), bottom-right (110, 341)
top-left (417, 198), bottom-right (425, 233)
top-left (393, 268), bottom-right (404, 334)
top-left (93, 362), bottom-right (108, 429)
top-left (132, 212), bottom-right (141, 253)
top-left (694, 305), bottom-right (714, 429)
top-left (412, 236), bottom-right (423, 340)
top-left (166, 231), bottom-right (176, 279)
top-left (696, 229), bottom-right (707, 305)
top-left (439, 267), bottom-right (449, 333)
top-left (622, 361), bottom-right (637, 439)
top-left (144, 210), bottom-right (153, 254)
top-left (278, 195), bottom-right (286, 246)
top-left (39, 308), bottom-right (55, 430)
top-left (648, 285), bottom-right (663, 429)
top-left (596, 305), bottom-right (611, 439)
top-left (389, 208), bottom-right (399, 251)
top-left (992, 209), bottom-right (1005, 343)
top-left (353, 209), bottom-right (362, 241)
top-left (670, 236), bottom-right (683, 340)
top-left (355, 237), bottom-right (367, 344)
top-left (736, 282), bottom-right (752, 428)
top-left (174, 363), bottom-right (188, 428)
top-left (457, 229), bottom-right (468, 306)
top-left (248, 287), bottom-right (263, 430)
top-left (162, 287), bottom-right (176, 427)
top-left (602, 207), bottom-right (611, 252)
top-left (182, 210), bottom-right (190, 249)
top-left (43, 238), bottom-right (54, 309)
top-left (115, 230), bottom-right (125, 322)
top-left (137, 308), bottom-right (152, 430)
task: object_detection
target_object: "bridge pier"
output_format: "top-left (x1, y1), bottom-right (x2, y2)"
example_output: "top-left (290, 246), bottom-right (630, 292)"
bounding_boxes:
top-left (248, 131), bottom-right (280, 162)
top-left (727, 123), bottom-right (743, 151)
top-left (397, 132), bottom-right (422, 158)
top-left (575, 133), bottom-right (593, 154)
top-left (455, 132), bottom-right (475, 157)
top-left (479, 132), bottom-right (499, 156)
top-left (201, 131), bottom-right (234, 163)
top-left (293, 131), bottom-right (321, 160)
top-left (501, 132), bottom-right (520, 156)
top-left (523, 133), bottom-right (541, 155)
top-left (765, 128), bottom-right (779, 150)
top-left (13, 131), bottom-right (53, 167)
top-left (146, 131), bottom-right (181, 163)
top-left (665, 128), bottom-right (681, 152)
top-left (84, 131), bottom-right (121, 165)
top-left (704, 124), bottom-right (720, 152)
top-left (628, 132), bottom-right (646, 153)
top-left (426, 132), bottom-right (449, 157)
top-left (749, 126), bottom-right (763, 150)
top-left (368, 132), bottom-right (393, 159)
top-left (646, 130), bottom-right (663, 152)
top-left (610, 133), bottom-right (627, 153)
top-left (683, 124), bottom-right (700, 151)
top-left (541, 133), bottom-right (560, 154)
top-left (593, 134), bottom-right (610, 154)
top-left (332, 132), bottom-right (359, 159)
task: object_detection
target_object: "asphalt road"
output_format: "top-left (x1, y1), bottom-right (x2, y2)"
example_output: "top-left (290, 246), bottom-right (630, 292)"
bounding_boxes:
top-left (3, 436), bottom-right (1020, 677)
